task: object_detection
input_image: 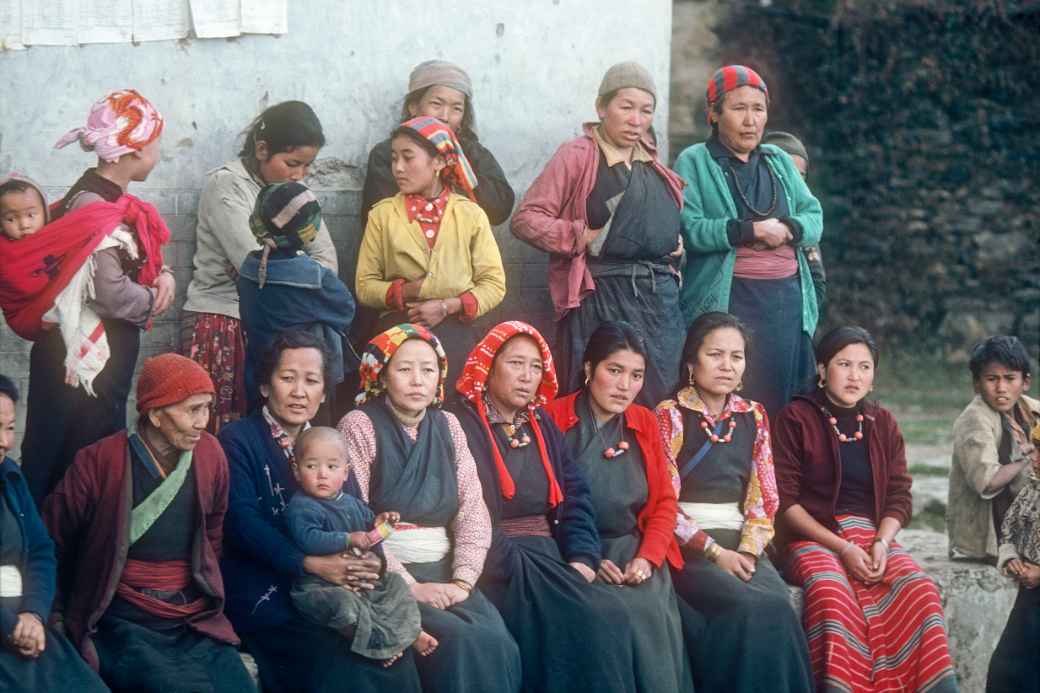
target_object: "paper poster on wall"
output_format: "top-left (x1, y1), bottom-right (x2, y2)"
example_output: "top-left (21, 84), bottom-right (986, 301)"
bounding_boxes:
top-left (78, 0), bottom-right (133, 43)
top-left (241, 0), bottom-right (287, 35)
top-left (23, 0), bottom-right (78, 46)
top-left (0, 0), bottom-right (26, 50)
top-left (188, 0), bottom-right (239, 38)
top-left (132, 0), bottom-right (190, 42)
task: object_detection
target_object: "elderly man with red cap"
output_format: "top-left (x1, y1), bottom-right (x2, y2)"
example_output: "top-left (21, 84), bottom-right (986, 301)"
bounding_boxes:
top-left (674, 65), bottom-right (824, 420)
top-left (42, 353), bottom-right (255, 692)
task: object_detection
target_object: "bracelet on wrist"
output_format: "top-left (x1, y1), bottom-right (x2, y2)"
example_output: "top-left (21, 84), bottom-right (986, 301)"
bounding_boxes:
top-left (451, 578), bottom-right (473, 593)
top-left (873, 536), bottom-right (890, 551)
top-left (838, 540), bottom-right (854, 558)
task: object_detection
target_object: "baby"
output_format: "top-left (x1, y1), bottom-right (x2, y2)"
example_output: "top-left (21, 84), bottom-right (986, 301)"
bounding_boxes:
top-left (0, 174), bottom-right (47, 240)
top-left (286, 426), bottom-right (438, 666)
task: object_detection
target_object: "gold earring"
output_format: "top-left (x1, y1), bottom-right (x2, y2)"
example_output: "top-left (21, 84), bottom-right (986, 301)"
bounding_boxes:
top-left (688, 372), bottom-right (696, 387)
top-left (737, 381), bottom-right (743, 392)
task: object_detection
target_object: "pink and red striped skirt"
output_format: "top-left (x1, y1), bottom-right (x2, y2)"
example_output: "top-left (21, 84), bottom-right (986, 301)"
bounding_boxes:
top-left (787, 515), bottom-right (957, 693)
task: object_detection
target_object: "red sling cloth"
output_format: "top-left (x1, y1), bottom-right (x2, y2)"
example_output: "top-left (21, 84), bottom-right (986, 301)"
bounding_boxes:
top-left (0, 194), bottom-right (169, 340)
top-left (115, 558), bottom-right (209, 620)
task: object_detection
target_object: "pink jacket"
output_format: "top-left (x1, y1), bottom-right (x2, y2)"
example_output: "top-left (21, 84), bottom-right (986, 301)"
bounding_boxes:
top-left (511, 124), bottom-right (684, 319)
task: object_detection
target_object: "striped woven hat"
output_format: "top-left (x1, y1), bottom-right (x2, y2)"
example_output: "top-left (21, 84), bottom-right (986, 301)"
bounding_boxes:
top-left (399, 115), bottom-right (478, 200)
top-left (249, 181), bottom-right (321, 251)
top-left (705, 65), bottom-right (769, 123)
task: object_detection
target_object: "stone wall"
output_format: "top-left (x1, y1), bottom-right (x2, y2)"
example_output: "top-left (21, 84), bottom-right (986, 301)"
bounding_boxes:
top-left (671, 0), bottom-right (1040, 357)
top-left (0, 1), bottom-right (674, 456)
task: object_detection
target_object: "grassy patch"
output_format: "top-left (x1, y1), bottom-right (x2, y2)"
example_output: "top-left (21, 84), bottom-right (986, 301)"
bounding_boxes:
top-left (908, 505), bottom-right (947, 532)
top-left (873, 351), bottom-right (971, 447)
top-left (907, 463), bottom-right (948, 478)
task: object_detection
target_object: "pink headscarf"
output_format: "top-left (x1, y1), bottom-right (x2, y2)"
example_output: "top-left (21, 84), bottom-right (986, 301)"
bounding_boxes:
top-left (54, 89), bottom-right (164, 164)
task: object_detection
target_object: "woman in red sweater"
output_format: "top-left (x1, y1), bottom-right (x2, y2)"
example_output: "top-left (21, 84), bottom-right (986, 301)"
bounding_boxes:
top-left (773, 326), bottom-right (958, 693)
top-left (544, 320), bottom-right (692, 693)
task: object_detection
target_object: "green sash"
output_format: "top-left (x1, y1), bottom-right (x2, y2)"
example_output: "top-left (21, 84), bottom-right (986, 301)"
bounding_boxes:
top-left (128, 433), bottom-right (194, 547)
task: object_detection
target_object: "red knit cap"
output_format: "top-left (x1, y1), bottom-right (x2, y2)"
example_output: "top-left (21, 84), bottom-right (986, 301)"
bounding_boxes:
top-left (136, 353), bottom-right (215, 413)
top-left (705, 65), bottom-right (769, 123)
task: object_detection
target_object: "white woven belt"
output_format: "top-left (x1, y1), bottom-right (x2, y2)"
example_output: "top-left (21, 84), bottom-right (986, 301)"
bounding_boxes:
top-left (382, 525), bottom-right (450, 564)
top-left (679, 501), bottom-right (744, 530)
top-left (0, 565), bottom-right (22, 598)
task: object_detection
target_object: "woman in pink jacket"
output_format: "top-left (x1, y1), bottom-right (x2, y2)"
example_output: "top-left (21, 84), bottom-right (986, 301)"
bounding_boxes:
top-left (511, 62), bottom-right (685, 407)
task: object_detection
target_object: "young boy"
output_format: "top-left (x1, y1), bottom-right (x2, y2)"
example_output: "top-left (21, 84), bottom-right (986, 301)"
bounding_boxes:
top-left (0, 174), bottom-right (48, 240)
top-left (237, 182), bottom-right (355, 419)
top-left (286, 426), bottom-right (437, 666)
top-left (948, 335), bottom-right (1039, 562)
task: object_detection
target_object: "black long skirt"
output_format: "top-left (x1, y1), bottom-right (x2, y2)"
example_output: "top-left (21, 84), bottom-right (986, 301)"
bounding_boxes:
top-left (405, 559), bottom-right (522, 693)
top-left (0, 624), bottom-right (108, 693)
top-left (21, 321), bottom-right (139, 504)
top-left (93, 614), bottom-right (256, 693)
top-left (671, 529), bottom-right (813, 693)
top-left (557, 269), bottom-right (684, 408)
top-left (242, 615), bottom-right (422, 693)
top-left (728, 274), bottom-right (815, 418)
top-left (481, 534), bottom-right (641, 693)
top-left (987, 584), bottom-right (1040, 692)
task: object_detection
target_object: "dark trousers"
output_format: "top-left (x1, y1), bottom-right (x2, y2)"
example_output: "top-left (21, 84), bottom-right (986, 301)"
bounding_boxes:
top-left (21, 320), bottom-right (139, 505)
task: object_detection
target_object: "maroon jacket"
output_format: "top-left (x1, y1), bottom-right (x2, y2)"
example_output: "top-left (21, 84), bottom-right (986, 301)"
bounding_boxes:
top-left (41, 430), bottom-right (238, 670)
top-left (771, 392), bottom-right (913, 545)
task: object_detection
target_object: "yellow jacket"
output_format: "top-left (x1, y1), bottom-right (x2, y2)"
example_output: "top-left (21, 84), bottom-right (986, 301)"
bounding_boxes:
top-left (356, 193), bottom-right (506, 317)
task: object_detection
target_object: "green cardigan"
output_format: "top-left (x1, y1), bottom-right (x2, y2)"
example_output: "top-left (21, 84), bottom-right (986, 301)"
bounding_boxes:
top-left (674, 142), bottom-right (823, 334)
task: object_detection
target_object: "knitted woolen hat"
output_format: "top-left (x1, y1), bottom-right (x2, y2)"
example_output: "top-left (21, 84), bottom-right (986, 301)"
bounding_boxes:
top-left (705, 65), bottom-right (769, 122)
top-left (137, 353), bottom-right (215, 413)
top-left (408, 60), bottom-right (473, 99)
top-left (762, 131), bottom-right (809, 164)
top-left (249, 181), bottom-right (322, 251)
top-left (598, 61), bottom-right (657, 103)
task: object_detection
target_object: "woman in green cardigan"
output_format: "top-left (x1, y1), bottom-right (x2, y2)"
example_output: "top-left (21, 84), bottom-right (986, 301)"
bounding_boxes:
top-left (674, 65), bottom-right (823, 417)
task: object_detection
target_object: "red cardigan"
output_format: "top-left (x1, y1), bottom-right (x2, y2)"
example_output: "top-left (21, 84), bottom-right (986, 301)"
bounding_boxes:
top-left (771, 392), bottom-right (913, 545)
top-left (41, 430), bottom-right (238, 670)
top-left (545, 392), bottom-right (683, 570)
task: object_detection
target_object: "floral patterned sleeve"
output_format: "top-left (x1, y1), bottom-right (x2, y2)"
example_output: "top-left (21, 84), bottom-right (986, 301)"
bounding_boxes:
top-left (444, 412), bottom-right (493, 587)
top-left (655, 401), bottom-right (713, 553)
top-left (337, 411), bottom-right (416, 585)
top-left (737, 402), bottom-right (779, 556)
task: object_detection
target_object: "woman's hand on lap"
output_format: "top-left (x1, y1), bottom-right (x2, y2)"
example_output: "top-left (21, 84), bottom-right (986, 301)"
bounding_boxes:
top-left (869, 541), bottom-right (889, 580)
top-left (569, 561), bottom-right (596, 583)
top-left (622, 557), bottom-right (653, 586)
top-left (597, 558), bottom-right (625, 585)
top-left (841, 544), bottom-right (877, 583)
top-left (10, 612), bottom-right (45, 658)
top-left (715, 548), bottom-right (755, 582)
top-left (304, 553), bottom-right (381, 591)
top-left (411, 582), bottom-right (457, 609)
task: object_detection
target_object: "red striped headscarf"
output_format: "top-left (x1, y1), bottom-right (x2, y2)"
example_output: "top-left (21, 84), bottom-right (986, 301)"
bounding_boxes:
top-left (356, 323), bottom-right (448, 407)
top-left (705, 65), bottom-right (769, 123)
top-left (399, 116), bottom-right (478, 201)
top-left (456, 321), bottom-right (563, 507)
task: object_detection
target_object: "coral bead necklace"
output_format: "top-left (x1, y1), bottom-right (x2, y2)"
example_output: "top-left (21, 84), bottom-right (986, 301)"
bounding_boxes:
top-left (819, 406), bottom-right (864, 443)
top-left (699, 416), bottom-right (736, 443)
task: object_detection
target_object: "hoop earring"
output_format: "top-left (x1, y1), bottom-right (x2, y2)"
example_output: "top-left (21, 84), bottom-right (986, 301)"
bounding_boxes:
top-left (737, 381), bottom-right (744, 392)
top-left (818, 377), bottom-right (826, 389)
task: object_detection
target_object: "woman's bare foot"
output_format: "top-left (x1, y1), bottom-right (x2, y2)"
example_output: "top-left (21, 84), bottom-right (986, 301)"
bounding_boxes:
top-left (413, 630), bottom-right (438, 656)
top-left (382, 651), bottom-right (404, 668)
